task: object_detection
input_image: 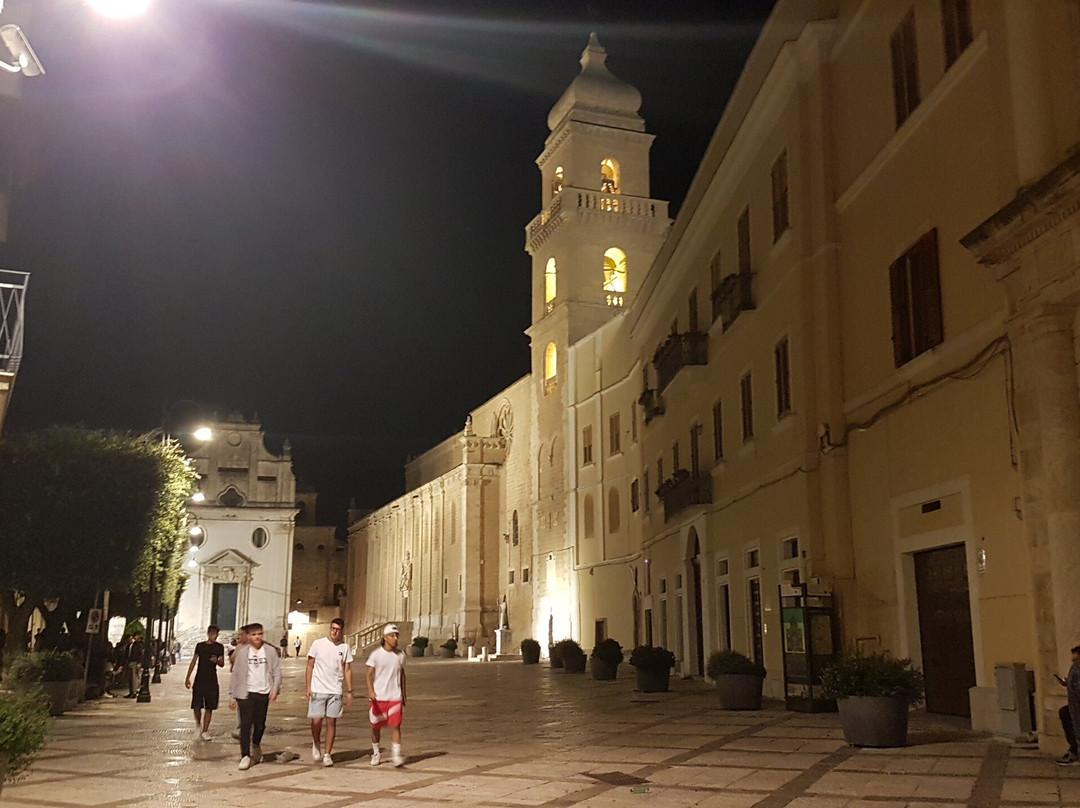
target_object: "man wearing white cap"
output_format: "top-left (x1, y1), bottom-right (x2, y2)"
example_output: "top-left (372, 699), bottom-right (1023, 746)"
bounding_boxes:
top-left (366, 623), bottom-right (407, 767)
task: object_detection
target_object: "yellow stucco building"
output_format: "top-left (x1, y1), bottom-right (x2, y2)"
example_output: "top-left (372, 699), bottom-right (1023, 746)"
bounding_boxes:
top-left (346, 0), bottom-right (1080, 740)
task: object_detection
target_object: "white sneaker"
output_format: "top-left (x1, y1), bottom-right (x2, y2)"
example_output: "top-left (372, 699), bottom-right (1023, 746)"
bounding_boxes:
top-left (322, 753), bottom-right (334, 767)
top-left (392, 751), bottom-right (405, 767)
top-left (238, 756), bottom-right (252, 771)
top-left (199, 731), bottom-right (212, 742)
top-left (251, 744), bottom-right (261, 763)
top-left (369, 750), bottom-right (381, 766)
top-left (311, 742), bottom-right (321, 763)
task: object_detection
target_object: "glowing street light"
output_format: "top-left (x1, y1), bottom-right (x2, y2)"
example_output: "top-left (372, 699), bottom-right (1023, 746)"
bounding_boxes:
top-left (190, 491), bottom-right (206, 503)
top-left (86, 0), bottom-right (151, 19)
top-left (192, 427), bottom-right (212, 442)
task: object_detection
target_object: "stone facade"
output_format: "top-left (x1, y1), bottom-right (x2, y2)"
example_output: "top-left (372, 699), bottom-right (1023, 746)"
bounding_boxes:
top-left (289, 490), bottom-right (346, 652)
top-left (347, 0), bottom-right (1080, 738)
top-left (176, 415), bottom-right (297, 646)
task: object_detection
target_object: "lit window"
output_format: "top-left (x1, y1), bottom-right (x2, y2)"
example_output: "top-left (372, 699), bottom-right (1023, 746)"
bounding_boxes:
top-left (544, 342), bottom-right (557, 393)
top-left (603, 247), bottom-right (627, 307)
top-left (600, 158), bottom-right (621, 210)
top-left (545, 257), bottom-right (557, 312)
top-left (552, 166), bottom-right (564, 196)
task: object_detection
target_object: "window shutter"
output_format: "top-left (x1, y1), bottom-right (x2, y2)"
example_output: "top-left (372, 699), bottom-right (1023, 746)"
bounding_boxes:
top-left (890, 257), bottom-right (913, 367)
top-left (916, 229), bottom-right (943, 351)
top-left (890, 28), bottom-right (907, 128)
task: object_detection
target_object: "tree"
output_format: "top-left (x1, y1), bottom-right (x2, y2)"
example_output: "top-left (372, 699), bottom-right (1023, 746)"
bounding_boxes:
top-left (0, 427), bottom-right (199, 651)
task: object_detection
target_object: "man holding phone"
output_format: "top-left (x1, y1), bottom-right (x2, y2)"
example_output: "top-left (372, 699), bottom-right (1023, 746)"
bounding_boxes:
top-left (1057, 645), bottom-right (1080, 765)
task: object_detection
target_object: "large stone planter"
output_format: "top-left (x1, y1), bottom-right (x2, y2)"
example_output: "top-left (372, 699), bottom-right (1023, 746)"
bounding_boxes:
top-left (590, 658), bottom-right (619, 680)
top-left (716, 674), bottom-right (764, 710)
top-left (440, 647), bottom-right (455, 658)
top-left (40, 681), bottom-right (69, 716)
top-left (562, 655), bottom-right (586, 674)
top-left (410, 646), bottom-right (426, 658)
top-left (522, 645), bottom-right (541, 665)
top-left (837, 696), bottom-right (909, 747)
top-left (634, 667), bottom-right (670, 693)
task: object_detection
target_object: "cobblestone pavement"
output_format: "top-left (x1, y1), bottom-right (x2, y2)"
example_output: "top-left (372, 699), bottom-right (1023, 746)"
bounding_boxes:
top-left (2, 656), bottom-right (1076, 808)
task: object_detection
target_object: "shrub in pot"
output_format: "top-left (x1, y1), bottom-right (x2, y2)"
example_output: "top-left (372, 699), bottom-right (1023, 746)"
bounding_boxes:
top-left (552, 639), bottom-right (586, 673)
top-left (548, 642), bottom-right (564, 669)
top-left (706, 650), bottom-right (766, 710)
top-left (8, 652), bottom-right (81, 716)
top-left (520, 638), bottom-right (541, 665)
top-left (820, 650), bottom-right (925, 747)
top-left (590, 638), bottom-right (624, 680)
top-left (629, 645), bottom-right (676, 693)
top-left (439, 638), bottom-right (458, 658)
top-left (0, 688), bottom-right (49, 796)
top-left (410, 636), bottom-right (429, 658)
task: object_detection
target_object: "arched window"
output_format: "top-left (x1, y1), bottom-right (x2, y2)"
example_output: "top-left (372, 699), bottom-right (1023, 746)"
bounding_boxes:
top-left (544, 342), bottom-right (558, 394)
top-left (584, 494), bottom-right (595, 539)
top-left (552, 166), bottom-right (564, 196)
top-left (512, 510), bottom-right (520, 545)
top-left (603, 248), bottom-right (627, 307)
top-left (608, 487), bottom-right (620, 533)
top-left (545, 257), bottom-right (557, 313)
top-left (600, 158), bottom-right (620, 194)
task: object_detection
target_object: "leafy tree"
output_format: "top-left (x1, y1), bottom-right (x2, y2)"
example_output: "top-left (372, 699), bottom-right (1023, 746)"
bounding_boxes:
top-left (0, 428), bottom-right (198, 651)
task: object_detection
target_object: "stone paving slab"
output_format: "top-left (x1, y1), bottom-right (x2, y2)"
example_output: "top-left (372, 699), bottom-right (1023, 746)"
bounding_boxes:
top-left (0, 656), bottom-right (1069, 808)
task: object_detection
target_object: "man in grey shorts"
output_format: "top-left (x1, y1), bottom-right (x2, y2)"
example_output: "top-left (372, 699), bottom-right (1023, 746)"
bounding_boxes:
top-left (306, 618), bottom-right (354, 766)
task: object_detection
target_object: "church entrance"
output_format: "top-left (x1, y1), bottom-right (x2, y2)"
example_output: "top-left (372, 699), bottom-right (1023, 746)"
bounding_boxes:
top-left (914, 544), bottom-right (976, 716)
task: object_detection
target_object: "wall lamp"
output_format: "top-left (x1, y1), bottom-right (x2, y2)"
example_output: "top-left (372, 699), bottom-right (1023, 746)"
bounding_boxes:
top-left (0, 25), bottom-right (43, 77)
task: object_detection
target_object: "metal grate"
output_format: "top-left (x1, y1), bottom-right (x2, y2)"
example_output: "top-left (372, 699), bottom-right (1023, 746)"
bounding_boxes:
top-left (0, 269), bottom-right (28, 374)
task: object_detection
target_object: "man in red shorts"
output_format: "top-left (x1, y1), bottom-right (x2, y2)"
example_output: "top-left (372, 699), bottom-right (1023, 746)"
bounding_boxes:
top-left (366, 623), bottom-right (406, 767)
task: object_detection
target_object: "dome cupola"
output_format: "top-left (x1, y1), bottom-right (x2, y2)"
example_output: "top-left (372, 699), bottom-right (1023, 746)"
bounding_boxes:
top-left (547, 33), bottom-right (644, 132)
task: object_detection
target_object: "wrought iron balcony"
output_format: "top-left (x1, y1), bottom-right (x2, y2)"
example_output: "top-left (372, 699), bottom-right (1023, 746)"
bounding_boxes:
top-left (656, 470), bottom-right (713, 522)
top-left (653, 331), bottom-right (708, 392)
top-left (712, 272), bottom-right (754, 331)
top-left (638, 387), bottom-right (664, 424)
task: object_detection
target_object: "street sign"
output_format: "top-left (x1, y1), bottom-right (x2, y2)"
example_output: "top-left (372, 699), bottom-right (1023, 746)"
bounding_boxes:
top-left (86, 608), bottom-right (103, 634)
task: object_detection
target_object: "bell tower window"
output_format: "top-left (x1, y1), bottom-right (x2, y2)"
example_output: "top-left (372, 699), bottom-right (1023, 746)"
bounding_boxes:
top-left (545, 257), bottom-right (557, 313)
top-left (552, 166), bottom-right (564, 196)
top-left (600, 159), bottom-right (620, 211)
top-left (544, 342), bottom-right (558, 394)
top-left (603, 248), bottom-right (627, 307)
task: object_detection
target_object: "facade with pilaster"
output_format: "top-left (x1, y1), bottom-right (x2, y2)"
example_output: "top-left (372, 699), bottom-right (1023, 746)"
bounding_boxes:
top-left (347, 0), bottom-right (1080, 743)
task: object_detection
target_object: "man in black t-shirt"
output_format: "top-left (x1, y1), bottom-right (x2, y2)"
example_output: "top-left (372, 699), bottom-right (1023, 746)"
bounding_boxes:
top-left (185, 625), bottom-right (225, 741)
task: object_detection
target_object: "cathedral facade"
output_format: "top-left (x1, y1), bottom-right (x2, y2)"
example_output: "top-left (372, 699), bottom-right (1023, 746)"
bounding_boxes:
top-left (346, 0), bottom-right (1080, 740)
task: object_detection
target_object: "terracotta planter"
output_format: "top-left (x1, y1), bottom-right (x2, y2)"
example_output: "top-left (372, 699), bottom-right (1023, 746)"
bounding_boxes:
top-left (590, 658), bottom-right (619, 680)
top-left (562, 654), bottom-right (586, 674)
top-left (716, 674), bottom-right (764, 710)
top-left (837, 696), bottom-right (909, 747)
top-left (634, 667), bottom-right (670, 693)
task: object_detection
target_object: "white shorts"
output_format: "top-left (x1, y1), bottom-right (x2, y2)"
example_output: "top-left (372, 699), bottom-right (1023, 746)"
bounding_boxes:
top-left (308, 693), bottom-right (344, 719)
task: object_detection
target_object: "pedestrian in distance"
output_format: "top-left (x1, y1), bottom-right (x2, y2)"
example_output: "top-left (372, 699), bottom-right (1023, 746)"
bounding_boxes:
top-left (280, 634), bottom-right (289, 659)
top-left (306, 618), bottom-right (354, 767)
top-left (294, 635), bottom-right (302, 658)
top-left (1057, 644), bottom-right (1080, 765)
top-left (228, 623), bottom-right (281, 771)
top-left (185, 625), bottom-right (225, 741)
top-left (123, 634), bottom-right (144, 698)
top-left (366, 623), bottom-right (406, 767)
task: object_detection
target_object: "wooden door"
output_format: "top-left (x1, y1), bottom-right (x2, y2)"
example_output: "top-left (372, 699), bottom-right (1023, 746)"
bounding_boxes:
top-left (914, 544), bottom-right (976, 716)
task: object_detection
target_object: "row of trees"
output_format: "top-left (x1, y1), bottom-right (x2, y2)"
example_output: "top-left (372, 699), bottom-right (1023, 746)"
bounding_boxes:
top-left (0, 427), bottom-right (200, 652)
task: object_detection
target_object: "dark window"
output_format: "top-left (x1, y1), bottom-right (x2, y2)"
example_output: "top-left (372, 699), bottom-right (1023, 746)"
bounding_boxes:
top-left (775, 337), bottom-right (792, 417)
top-left (890, 229), bottom-right (944, 366)
top-left (631, 402), bottom-right (638, 442)
top-left (941, 0), bottom-right (972, 68)
top-left (712, 400), bottom-right (724, 462)
top-left (890, 9), bottom-right (921, 128)
top-left (741, 372), bottom-right (754, 442)
top-left (656, 458), bottom-right (664, 487)
top-left (630, 479), bottom-right (640, 512)
top-left (689, 425), bottom-right (700, 475)
top-left (509, 570), bottom-right (515, 584)
top-left (710, 251), bottom-right (723, 322)
top-left (257, 475), bottom-right (276, 483)
top-left (738, 208), bottom-right (751, 276)
top-left (218, 466), bottom-right (249, 474)
top-left (771, 150), bottom-right (789, 242)
top-left (688, 288), bottom-right (699, 333)
top-left (522, 567), bottom-right (530, 583)
top-left (582, 426), bottom-right (593, 465)
top-left (643, 470), bottom-right (650, 513)
top-left (672, 441), bottom-right (680, 473)
top-left (512, 510), bottom-right (519, 546)
top-left (609, 413), bottom-right (621, 455)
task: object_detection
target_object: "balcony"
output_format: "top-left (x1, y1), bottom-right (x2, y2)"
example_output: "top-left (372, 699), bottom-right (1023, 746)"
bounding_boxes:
top-left (525, 187), bottom-right (670, 253)
top-left (653, 331), bottom-right (708, 392)
top-left (638, 387), bottom-right (664, 424)
top-left (712, 272), bottom-right (754, 331)
top-left (656, 470), bottom-right (713, 522)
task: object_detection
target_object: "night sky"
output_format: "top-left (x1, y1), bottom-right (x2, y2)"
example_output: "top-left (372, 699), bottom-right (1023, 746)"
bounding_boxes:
top-left (2, 0), bottom-right (774, 523)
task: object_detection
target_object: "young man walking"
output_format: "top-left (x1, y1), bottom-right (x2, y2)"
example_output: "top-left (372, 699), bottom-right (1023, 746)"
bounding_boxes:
top-left (306, 618), bottom-right (355, 767)
top-left (366, 623), bottom-right (406, 767)
top-left (1057, 645), bottom-right (1080, 765)
top-left (185, 625), bottom-right (224, 741)
top-left (228, 623), bottom-right (281, 771)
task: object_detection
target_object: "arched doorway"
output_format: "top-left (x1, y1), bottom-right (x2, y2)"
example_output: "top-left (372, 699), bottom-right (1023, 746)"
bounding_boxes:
top-left (688, 529), bottom-right (704, 675)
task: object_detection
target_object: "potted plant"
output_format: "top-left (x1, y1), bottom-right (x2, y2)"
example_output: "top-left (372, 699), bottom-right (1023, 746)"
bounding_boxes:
top-left (590, 638), bottom-right (624, 680)
top-left (439, 638), bottom-right (458, 658)
top-left (629, 645), bottom-right (676, 693)
top-left (548, 642), bottom-right (564, 669)
top-left (0, 689), bottom-right (50, 796)
top-left (8, 652), bottom-right (81, 716)
top-left (552, 639), bottom-right (586, 673)
top-left (520, 638), bottom-right (541, 665)
top-left (819, 650), bottom-right (925, 747)
top-left (410, 636), bottom-right (429, 658)
top-left (706, 650), bottom-right (766, 710)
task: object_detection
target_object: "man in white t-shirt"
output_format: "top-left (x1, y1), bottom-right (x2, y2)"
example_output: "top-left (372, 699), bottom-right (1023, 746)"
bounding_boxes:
top-left (366, 623), bottom-right (407, 767)
top-left (306, 618), bottom-right (355, 767)
top-left (228, 623), bottom-right (282, 771)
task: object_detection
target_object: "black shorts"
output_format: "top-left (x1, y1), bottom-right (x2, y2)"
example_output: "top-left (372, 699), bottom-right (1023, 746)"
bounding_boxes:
top-left (191, 688), bottom-right (219, 711)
